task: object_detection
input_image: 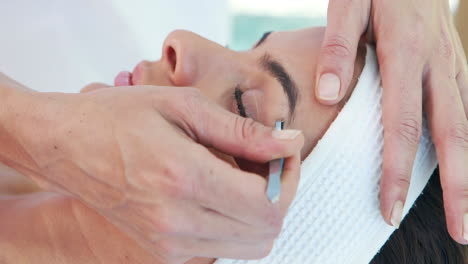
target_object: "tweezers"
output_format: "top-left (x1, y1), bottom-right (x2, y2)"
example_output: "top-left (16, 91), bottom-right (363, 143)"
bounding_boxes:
top-left (267, 121), bottom-right (285, 203)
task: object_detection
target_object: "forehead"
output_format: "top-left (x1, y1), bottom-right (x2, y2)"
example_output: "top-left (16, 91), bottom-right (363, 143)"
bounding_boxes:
top-left (255, 27), bottom-right (336, 156)
top-left (258, 27), bottom-right (325, 91)
top-left (259, 27), bottom-right (326, 113)
top-left (264, 27), bottom-right (326, 52)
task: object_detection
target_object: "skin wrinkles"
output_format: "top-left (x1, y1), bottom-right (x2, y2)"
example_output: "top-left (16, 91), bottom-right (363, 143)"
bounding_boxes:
top-left (109, 118), bottom-right (136, 208)
top-left (0, 123), bottom-right (42, 175)
top-left (70, 202), bottom-right (103, 263)
top-left (51, 158), bottom-right (127, 208)
top-left (69, 201), bottom-right (124, 264)
top-left (38, 204), bottom-right (59, 260)
top-left (70, 195), bottom-right (155, 264)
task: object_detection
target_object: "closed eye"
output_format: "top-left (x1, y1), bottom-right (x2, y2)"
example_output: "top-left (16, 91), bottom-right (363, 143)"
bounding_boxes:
top-left (234, 86), bottom-right (247, 117)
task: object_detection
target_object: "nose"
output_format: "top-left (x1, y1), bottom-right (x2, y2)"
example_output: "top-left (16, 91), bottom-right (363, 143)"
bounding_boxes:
top-left (162, 30), bottom-right (229, 86)
top-left (162, 30), bottom-right (201, 86)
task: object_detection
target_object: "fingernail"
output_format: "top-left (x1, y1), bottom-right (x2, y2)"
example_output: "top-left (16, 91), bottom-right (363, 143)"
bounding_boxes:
top-left (464, 213), bottom-right (468, 242)
top-left (272, 129), bottom-right (302, 140)
top-left (390, 200), bottom-right (404, 229)
top-left (317, 73), bottom-right (340, 100)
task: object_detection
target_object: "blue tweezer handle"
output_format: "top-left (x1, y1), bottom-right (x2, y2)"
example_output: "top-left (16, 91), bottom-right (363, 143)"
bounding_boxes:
top-left (267, 121), bottom-right (285, 203)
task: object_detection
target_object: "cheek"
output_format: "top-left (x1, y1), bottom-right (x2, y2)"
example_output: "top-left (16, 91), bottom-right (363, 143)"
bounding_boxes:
top-left (193, 79), bottom-right (233, 113)
top-left (293, 103), bottom-right (342, 159)
top-left (194, 72), bottom-right (245, 114)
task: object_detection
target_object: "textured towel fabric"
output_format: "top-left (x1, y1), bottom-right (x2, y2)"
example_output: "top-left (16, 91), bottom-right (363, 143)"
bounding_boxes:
top-left (215, 46), bottom-right (438, 264)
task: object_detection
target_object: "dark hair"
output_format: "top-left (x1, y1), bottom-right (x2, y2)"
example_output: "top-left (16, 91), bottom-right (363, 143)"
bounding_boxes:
top-left (370, 168), bottom-right (468, 263)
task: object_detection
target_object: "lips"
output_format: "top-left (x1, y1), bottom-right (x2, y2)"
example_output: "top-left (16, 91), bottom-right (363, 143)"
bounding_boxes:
top-left (114, 60), bottom-right (148, 86)
top-left (114, 71), bottom-right (133, 86)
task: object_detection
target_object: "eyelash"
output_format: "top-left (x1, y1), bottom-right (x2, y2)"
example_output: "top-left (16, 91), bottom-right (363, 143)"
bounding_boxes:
top-left (234, 86), bottom-right (247, 118)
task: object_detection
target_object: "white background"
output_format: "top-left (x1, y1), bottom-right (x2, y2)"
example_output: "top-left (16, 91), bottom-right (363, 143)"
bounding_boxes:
top-left (230, 0), bottom-right (460, 16)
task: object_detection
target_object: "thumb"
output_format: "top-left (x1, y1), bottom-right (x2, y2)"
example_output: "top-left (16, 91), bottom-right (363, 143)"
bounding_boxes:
top-left (315, 0), bottom-right (371, 105)
top-left (181, 92), bottom-right (304, 162)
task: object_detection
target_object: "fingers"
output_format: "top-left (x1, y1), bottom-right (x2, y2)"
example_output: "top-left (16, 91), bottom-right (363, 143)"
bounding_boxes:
top-left (81, 70), bottom-right (133, 93)
top-left (379, 53), bottom-right (424, 228)
top-left (276, 149), bottom-right (301, 213)
top-left (452, 27), bottom-right (468, 116)
top-left (457, 69), bottom-right (468, 117)
top-left (127, 197), bottom-right (281, 244)
top-left (177, 90), bottom-right (304, 163)
top-left (315, 0), bottom-right (371, 104)
top-left (155, 236), bottom-right (275, 262)
top-left (80, 82), bottom-right (111, 93)
top-left (135, 147), bottom-right (300, 262)
top-left (107, 147), bottom-right (299, 261)
top-left (193, 145), bottom-right (301, 228)
top-left (427, 71), bottom-right (468, 244)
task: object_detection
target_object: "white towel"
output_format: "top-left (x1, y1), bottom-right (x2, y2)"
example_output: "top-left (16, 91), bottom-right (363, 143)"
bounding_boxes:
top-left (215, 46), bottom-right (438, 264)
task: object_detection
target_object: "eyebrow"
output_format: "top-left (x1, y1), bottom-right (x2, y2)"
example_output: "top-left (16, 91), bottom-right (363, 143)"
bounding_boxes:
top-left (254, 31), bottom-right (272, 48)
top-left (259, 54), bottom-right (299, 119)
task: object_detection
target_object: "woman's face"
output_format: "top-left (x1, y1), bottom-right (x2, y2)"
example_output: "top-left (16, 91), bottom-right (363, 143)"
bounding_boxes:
top-left (112, 27), bottom-right (364, 158)
top-left (82, 27), bottom-right (365, 264)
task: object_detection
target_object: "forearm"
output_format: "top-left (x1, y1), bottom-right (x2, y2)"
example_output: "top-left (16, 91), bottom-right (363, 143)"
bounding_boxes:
top-left (0, 73), bottom-right (127, 208)
top-left (0, 73), bottom-right (67, 190)
top-left (0, 192), bottom-right (156, 264)
top-left (0, 78), bottom-right (40, 195)
top-left (0, 72), bottom-right (34, 92)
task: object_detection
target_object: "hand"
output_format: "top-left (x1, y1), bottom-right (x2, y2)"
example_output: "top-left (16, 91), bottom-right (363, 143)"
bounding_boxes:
top-left (0, 192), bottom-right (159, 264)
top-left (12, 85), bottom-right (303, 263)
top-left (314, 0), bottom-right (467, 244)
